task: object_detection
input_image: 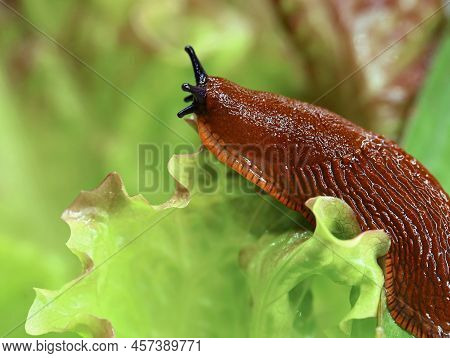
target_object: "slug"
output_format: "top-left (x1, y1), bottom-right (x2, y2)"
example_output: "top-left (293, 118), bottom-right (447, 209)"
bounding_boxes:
top-left (177, 46), bottom-right (449, 338)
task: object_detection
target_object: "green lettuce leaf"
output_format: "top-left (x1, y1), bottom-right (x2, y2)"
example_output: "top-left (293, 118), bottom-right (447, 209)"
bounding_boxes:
top-left (26, 151), bottom-right (393, 337)
top-left (25, 151), bottom-right (282, 337)
top-left (242, 196), bottom-right (390, 337)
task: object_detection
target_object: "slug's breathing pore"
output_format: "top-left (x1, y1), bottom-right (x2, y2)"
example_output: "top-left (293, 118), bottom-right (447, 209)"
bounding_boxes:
top-left (177, 46), bottom-right (450, 338)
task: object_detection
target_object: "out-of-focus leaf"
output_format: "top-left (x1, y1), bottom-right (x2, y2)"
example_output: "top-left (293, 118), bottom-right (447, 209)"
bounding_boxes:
top-left (0, 237), bottom-right (71, 337)
top-left (242, 196), bottom-right (390, 337)
top-left (129, 0), bottom-right (251, 67)
top-left (272, 0), bottom-right (445, 137)
top-left (402, 30), bottom-right (450, 192)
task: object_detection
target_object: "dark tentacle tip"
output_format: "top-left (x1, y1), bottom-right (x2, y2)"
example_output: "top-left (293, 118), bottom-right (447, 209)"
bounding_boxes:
top-left (177, 46), bottom-right (208, 118)
top-left (177, 104), bottom-right (195, 118)
top-left (181, 83), bottom-right (192, 92)
top-left (184, 46), bottom-right (208, 85)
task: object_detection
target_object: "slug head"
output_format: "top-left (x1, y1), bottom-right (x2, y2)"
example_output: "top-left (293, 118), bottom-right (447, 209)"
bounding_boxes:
top-left (177, 46), bottom-right (287, 147)
top-left (177, 46), bottom-right (369, 169)
top-left (177, 46), bottom-right (208, 118)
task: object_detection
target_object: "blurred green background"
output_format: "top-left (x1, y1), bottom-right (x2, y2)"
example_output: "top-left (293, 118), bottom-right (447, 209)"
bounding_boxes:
top-left (0, 0), bottom-right (448, 337)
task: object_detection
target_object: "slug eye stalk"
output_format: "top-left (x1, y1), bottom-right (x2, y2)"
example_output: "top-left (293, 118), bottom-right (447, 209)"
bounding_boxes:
top-left (177, 46), bottom-right (208, 118)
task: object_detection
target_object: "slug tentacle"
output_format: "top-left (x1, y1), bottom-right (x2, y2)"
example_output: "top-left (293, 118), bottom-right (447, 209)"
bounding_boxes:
top-left (177, 104), bottom-right (196, 118)
top-left (177, 46), bottom-right (208, 118)
top-left (184, 45), bottom-right (208, 86)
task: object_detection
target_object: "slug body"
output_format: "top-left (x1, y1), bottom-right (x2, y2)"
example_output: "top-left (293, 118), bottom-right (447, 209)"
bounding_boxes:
top-left (178, 47), bottom-right (450, 337)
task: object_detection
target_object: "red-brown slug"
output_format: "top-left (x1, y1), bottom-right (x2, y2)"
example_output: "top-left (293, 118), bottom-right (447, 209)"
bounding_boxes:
top-left (177, 46), bottom-right (449, 338)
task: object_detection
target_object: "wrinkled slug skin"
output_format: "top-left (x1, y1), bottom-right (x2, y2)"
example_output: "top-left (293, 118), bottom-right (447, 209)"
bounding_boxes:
top-left (197, 77), bottom-right (450, 338)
